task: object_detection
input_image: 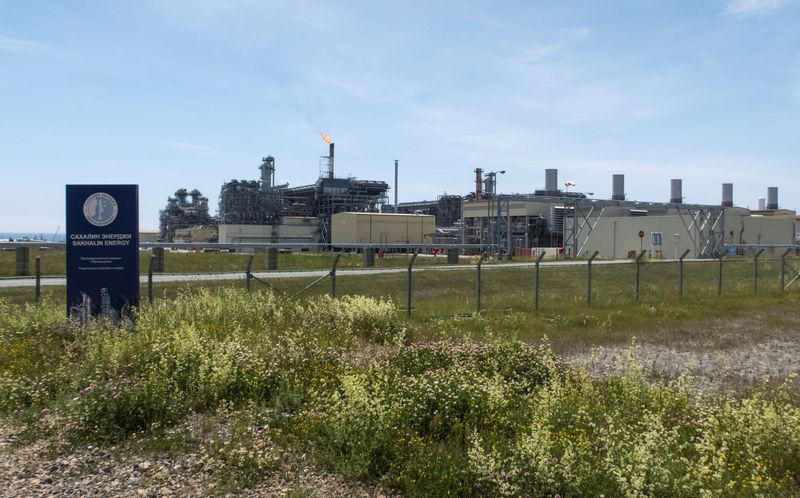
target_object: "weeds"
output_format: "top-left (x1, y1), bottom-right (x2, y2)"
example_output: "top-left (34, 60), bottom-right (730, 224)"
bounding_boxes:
top-left (0, 290), bottom-right (799, 496)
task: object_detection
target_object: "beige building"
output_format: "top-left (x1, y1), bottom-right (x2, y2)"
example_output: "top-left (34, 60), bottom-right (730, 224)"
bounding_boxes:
top-left (331, 212), bottom-right (435, 245)
top-left (576, 215), bottom-right (699, 259)
top-left (218, 217), bottom-right (322, 244)
top-left (139, 230), bottom-right (160, 243)
top-left (173, 226), bottom-right (218, 243)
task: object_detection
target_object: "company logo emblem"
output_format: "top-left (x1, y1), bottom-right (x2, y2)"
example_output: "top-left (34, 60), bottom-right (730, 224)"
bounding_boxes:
top-left (83, 192), bottom-right (118, 227)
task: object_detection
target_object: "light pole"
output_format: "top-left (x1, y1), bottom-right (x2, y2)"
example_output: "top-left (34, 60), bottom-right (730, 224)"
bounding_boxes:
top-left (484, 170), bottom-right (505, 253)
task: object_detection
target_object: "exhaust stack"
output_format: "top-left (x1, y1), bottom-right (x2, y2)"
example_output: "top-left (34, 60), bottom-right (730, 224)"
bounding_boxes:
top-left (545, 169), bottom-right (558, 195)
top-left (767, 187), bottom-right (778, 210)
top-left (328, 143), bottom-right (335, 179)
top-left (612, 174), bottom-right (625, 201)
top-left (670, 179), bottom-right (682, 204)
top-left (475, 168), bottom-right (483, 198)
top-left (721, 183), bottom-right (733, 207)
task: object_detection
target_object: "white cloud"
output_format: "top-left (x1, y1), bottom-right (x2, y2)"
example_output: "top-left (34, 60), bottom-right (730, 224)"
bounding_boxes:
top-left (165, 140), bottom-right (214, 155)
top-left (724, 0), bottom-right (792, 17)
top-left (0, 36), bottom-right (74, 61)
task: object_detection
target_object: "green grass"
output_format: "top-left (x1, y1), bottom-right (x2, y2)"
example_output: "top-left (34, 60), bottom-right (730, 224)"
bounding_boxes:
top-left (0, 247), bottom-right (482, 277)
top-left (4, 258), bottom-right (799, 343)
top-left (1, 289), bottom-right (798, 497)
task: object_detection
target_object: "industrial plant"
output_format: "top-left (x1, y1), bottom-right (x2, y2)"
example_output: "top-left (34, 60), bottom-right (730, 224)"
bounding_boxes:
top-left (158, 138), bottom-right (799, 259)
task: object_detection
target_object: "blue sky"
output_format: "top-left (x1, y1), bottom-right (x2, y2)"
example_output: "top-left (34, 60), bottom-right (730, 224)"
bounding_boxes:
top-left (1, 0), bottom-right (798, 231)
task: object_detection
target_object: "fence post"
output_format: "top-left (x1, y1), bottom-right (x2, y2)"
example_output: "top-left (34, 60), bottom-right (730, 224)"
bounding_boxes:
top-left (246, 254), bottom-right (254, 293)
top-left (780, 248), bottom-right (792, 292)
top-left (635, 250), bottom-right (646, 302)
top-left (407, 252), bottom-right (418, 317)
top-left (678, 249), bottom-right (690, 298)
top-left (148, 254), bottom-right (154, 305)
top-left (15, 247), bottom-right (30, 276)
top-left (753, 248), bottom-right (765, 294)
top-left (717, 254), bottom-right (724, 297)
top-left (534, 250), bottom-right (546, 311)
top-left (476, 254), bottom-right (487, 313)
top-left (587, 251), bottom-right (599, 306)
top-left (35, 256), bottom-right (41, 302)
top-left (330, 253), bottom-right (342, 298)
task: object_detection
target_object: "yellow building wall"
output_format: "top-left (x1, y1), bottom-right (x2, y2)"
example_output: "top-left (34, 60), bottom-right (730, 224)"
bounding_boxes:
top-left (331, 213), bottom-right (435, 244)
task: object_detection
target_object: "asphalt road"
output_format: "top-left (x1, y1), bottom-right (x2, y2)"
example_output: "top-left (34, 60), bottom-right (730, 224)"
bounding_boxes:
top-left (0, 258), bottom-right (705, 288)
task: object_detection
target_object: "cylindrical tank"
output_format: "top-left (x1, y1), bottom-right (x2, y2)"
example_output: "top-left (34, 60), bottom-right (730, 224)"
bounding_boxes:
top-left (612, 174), bottom-right (625, 201)
top-left (767, 187), bottom-right (778, 210)
top-left (670, 179), bottom-right (682, 204)
top-left (722, 183), bottom-right (733, 207)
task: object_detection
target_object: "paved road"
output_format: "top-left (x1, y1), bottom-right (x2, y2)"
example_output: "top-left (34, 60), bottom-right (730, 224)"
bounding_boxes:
top-left (0, 258), bottom-right (706, 288)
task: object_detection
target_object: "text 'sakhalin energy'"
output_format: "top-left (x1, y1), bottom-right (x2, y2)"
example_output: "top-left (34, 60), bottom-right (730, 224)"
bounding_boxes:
top-left (66, 185), bottom-right (139, 319)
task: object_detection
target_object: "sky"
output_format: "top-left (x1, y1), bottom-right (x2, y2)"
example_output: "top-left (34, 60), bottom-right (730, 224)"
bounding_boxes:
top-left (1, 0), bottom-right (799, 232)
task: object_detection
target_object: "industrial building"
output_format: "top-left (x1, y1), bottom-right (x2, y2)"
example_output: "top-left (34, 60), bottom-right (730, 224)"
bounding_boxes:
top-left (157, 138), bottom-right (796, 258)
top-left (460, 169), bottom-right (796, 259)
top-left (331, 212), bottom-right (435, 245)
top-left (159, 142), bottom-right (389, 244)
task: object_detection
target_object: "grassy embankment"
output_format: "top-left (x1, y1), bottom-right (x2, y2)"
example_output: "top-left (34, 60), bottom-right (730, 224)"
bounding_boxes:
top-left (1, 255), bottom-right (800, 496)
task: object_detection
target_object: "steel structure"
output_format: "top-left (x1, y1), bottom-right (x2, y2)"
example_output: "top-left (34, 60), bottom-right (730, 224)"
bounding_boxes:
top-left (461, 193), bottom-right (725, 258)
top-left (396, 194), bottom-right (462, 227)
top-left (158, 188), bottom-right (213, 242)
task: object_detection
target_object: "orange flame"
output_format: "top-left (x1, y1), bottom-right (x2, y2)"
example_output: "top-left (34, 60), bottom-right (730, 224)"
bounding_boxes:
top-left (321, 132), bottom-right (332, 144)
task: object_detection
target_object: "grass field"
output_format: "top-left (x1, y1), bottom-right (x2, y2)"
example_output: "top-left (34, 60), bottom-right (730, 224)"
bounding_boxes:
top-left (2, 255), bottom-right (800, 496)
top-left (0, 247), bottom-right (491, 277)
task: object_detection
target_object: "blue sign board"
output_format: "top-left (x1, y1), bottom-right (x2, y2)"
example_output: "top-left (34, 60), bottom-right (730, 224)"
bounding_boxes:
top-left (66, 185), bottom-right (139, 318)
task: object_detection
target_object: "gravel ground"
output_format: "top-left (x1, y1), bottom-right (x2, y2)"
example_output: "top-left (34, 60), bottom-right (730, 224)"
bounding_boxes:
top-left (0, 419), bottom-right (395, 498)
top-left (564, 309), bottom-right (800, 395)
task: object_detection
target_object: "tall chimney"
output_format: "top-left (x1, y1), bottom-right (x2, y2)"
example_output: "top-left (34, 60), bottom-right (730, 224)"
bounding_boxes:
top-left (259, 156), bottom-right (275, 192)
top-left (612, 174), bottom-right (625, 201)
top-left (394, 160), bottom-right (399, 212)
top-left (545, 169), bottom-right (558, 195)
top-left (328, 143), bottom-right (335, 179)
top-left (767, 187), bottom-right (778, 210)
top-left (721, 183), bottom-right (733, 207)
top-left (475, 168), bottom-right (483, 198)
top-left (670, 179), bottom-right (682, 204)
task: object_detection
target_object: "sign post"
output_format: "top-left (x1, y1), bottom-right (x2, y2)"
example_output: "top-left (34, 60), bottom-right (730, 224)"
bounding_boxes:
top-left (66, 185), bottom-right (139, 320)
top-left (638, 229), bottom-right (645, 253)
